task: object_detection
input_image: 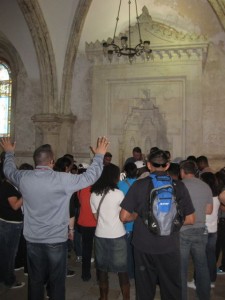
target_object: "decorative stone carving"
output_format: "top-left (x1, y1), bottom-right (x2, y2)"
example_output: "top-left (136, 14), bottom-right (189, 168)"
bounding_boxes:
top-left (121, 94), bottom-right (169, 164)
top-left (86, 6), bottom-right (208, 65)
top-left (88, 7), bottom-right (208, 167)
top-left (32, 113), bottom-right (76, 157)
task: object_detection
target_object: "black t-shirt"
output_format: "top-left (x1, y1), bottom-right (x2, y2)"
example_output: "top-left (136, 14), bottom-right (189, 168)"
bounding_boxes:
top-left (120, 173), bottom-right (195, 254)
top-left (0, 181), bottom-right (23, 222)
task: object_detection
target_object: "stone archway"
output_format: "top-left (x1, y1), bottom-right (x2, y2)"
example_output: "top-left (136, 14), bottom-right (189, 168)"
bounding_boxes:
top-left (0, 32), bottom-right (28, 141)
top-left (17, 0), bottom-right (58, 114)
top-left (208, 0), bottom-right (225, 30)
top-left (60, 0), bottom-right (93, 114)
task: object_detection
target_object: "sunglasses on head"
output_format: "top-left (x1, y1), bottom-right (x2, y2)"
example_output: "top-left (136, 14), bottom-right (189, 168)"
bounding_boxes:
top-left (151, 162), bottom-right (167, 168)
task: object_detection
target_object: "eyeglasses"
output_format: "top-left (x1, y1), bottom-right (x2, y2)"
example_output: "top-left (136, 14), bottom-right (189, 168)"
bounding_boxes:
top-left (151, 162), bottom-right (167, 168)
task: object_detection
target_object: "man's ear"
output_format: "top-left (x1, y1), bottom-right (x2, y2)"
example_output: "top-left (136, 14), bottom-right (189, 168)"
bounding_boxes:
top-left (164, 162), bottom-right (170, 171)
top-left (50, 160), bottom-right (55, 167)
top-left (180, 169), bottom-right (184, 179)
top-left (147, 162), bottom-right (152, 171)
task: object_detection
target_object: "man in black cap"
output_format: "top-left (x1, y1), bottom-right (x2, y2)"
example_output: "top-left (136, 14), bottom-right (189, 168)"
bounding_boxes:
top-left (120, 150), bottom-right (195, 300)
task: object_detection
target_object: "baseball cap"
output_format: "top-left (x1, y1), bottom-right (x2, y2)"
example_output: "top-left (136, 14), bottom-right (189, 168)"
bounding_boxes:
top-left (135, 160), bottom-right (146, 169)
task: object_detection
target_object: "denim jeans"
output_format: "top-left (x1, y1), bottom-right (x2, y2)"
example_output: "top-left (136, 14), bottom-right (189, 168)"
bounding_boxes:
top-left (26, 241), bottom-right (67, 300)
top-left (0, 219), bottom-right (23, 286)
top-left (206, 232), bottom-right (217, 282)
top-left (95, 235), bottom-right (127, 273)
top-left (180, 228), bottom-right (210, 300)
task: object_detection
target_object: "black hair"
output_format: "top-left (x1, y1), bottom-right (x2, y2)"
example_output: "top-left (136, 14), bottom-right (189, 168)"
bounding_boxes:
top-left (19, 163), bottom-right (34, 170)
top-left (124, 162), bottom-right (137, 178)
top-left (91, 163), bottom-right (120, 195)
top-left (54, 157), bottom-right (72, 172)
top-left (196, 155), bottom-right (208, 165)
top-left (167, 163), bottom-right (180, 178)
top-left (63, 153), bottom-right (74, 163)
top-left (165, 150), bottom-right (171, 159)
top-left (104, 152), bottom-right (112, 158)
top-left (200, 172), bottom-right (218, 197)
top-left (71, 164), bottom-right (78, 174)
top-left (186, 155), bottom-right (197, 163)
top-left (33, 144), bottom-right (53, 166)
top-left (149, 147), bottom-right (159, 155)
top-left (148, 149), bottom-right (168, 163)
top-left (133, 147), bottom-right (142, 153)
top-left (78, 168), bottom-right (86, 174)
top-left (180, 160), bottom-right (198, 176)
top-left (215, 168), bottom-right (225, 193)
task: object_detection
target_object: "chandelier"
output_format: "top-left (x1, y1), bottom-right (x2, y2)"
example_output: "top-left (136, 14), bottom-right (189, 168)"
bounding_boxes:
top-left (103, 0), bottom-right (152, 63)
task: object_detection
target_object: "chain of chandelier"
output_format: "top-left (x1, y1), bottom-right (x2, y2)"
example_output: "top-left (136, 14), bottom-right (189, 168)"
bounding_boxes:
top-left (103, 0), bottom-right (152, 63)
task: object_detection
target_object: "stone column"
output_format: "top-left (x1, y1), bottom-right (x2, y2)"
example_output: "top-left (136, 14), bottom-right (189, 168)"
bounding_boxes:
top-left (32, 113), bottom-right (76, 158)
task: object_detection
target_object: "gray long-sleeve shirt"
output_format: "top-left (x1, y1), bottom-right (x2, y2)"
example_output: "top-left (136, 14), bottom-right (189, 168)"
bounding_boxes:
top-left (3, 151), bottom-right (103, 243)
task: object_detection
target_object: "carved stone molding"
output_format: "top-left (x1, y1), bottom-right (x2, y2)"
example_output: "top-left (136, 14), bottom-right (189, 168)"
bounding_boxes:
top-left (32, 113), bottom-right (76, 157)
top-left (86, 6), bottom-right (208, 65)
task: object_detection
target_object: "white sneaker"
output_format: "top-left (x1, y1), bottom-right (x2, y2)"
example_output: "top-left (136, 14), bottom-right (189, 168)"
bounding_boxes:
top-left (187, 280), bottom-right (196, 290)
top-left (14, 266), bottom-right (24, 271)
top-left (211, 282), bottom-right (215, 288)
top-left (91, 257), bottom-right (95, 263)
top-left (10, 281), bottom-right (25, 289)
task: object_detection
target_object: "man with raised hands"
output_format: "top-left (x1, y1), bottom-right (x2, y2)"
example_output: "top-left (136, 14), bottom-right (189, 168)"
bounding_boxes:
top-left (0, 136), bottom-right (109, 300)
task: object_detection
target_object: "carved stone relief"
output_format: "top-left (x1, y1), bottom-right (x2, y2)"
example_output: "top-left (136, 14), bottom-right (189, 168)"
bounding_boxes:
top-left (32, 113), bottom-right (76, 158)
top-left (87, 8), bottom-right (207, 167)
top-left (120, 95), bottom-right (169, 165)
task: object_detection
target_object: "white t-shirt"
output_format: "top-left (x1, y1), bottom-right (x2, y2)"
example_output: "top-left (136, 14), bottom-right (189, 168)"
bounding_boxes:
top-left (90, 189), bottom-right (126, 238)
top-left (206, 196), bottom-right (220, 233)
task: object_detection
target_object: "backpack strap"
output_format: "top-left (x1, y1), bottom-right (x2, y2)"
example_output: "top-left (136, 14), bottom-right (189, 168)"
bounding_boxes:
top-left (124, 178), bottom-right (131, 187)
top-left (96, 189), bottom-right (109, 218)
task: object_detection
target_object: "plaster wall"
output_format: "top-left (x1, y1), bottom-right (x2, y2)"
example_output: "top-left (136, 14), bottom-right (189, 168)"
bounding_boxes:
top-left (0, 0), bottom-right (39, 80)
top-left (71, 1), bottom-right (225, 168)
top-left (1, 0), bottom-right (225, 169)
top-left (79, 0), bottom-right (224, 50)
top-left (38, 0), bottom-right (79, 94)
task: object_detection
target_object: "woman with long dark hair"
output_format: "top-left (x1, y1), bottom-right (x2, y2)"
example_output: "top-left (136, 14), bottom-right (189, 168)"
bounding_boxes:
top-left (90, 163), bottom-right (130, 300)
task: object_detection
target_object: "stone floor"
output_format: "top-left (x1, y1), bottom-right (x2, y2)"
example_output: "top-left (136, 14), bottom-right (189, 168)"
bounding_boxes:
top-left (0, 254), bottom-right (225, 300)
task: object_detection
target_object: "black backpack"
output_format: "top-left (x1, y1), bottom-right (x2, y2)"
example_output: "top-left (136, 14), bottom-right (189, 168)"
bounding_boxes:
top-left (143, 174), bottom-right (184, 236)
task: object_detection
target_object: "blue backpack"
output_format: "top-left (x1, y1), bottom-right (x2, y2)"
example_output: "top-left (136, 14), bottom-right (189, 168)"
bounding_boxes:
top-left (145, 174), bottom-right (184, 236)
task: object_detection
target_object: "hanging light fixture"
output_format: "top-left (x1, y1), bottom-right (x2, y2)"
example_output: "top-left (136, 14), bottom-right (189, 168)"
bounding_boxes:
top-left (103, 0), bottom-right (152, 63)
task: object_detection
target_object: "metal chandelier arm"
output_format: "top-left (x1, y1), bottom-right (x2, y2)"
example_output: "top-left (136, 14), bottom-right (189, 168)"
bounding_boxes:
top-left (102, 0), bottom-right (152, 63)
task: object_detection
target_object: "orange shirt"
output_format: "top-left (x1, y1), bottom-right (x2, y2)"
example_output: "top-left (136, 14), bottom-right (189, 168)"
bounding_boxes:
top-left (77, 186), bottom-right (97, 227)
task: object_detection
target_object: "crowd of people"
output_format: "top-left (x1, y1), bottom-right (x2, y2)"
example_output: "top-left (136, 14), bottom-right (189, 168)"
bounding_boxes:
top-left (0, 139), bottom-right (225, 300)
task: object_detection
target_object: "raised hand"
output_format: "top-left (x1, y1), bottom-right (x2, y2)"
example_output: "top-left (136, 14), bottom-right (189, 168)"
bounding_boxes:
top-left (90, 136), bottom-right (109, 156)
top-left (0, 137), bottom-right (16, 152)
